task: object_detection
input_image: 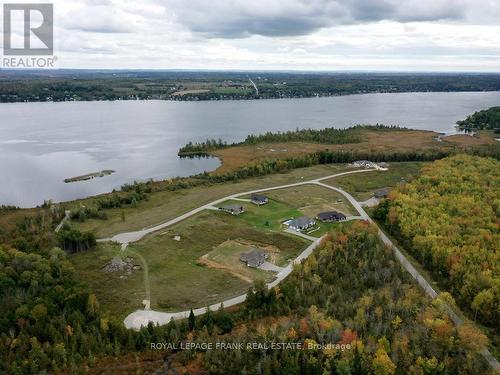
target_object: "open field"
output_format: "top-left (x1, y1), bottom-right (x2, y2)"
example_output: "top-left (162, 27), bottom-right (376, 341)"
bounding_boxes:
top-left (127, 210), bottom-right (308, 311)
top-left (323, 162), bottom-right (425, 200)
top-left (69, 163), bottom-right (353, 237)
top-left (264, 184), bottom-right (356, 217)
top-left (212, 128), bottom-right (497, 173)
top-left (69, 242), bottom-right (146, 319)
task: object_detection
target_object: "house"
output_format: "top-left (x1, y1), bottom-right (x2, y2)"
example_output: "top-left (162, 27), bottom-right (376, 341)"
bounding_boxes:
top-left (240, 249), bottom-right (267, 268)
top-left (287, 216), bottom-right (316, 232)
top-left (250, 193), bottom-right (268, 205)
top-left (219, 204), bottom-right (245, 215)
top-left (317, 211), bottom-right (346, 222)
top-left (374, 188), bottom-right (390, 199)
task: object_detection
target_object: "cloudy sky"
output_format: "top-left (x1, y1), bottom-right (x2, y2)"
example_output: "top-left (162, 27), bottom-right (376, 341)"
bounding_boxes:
top-left (4, 0), bottom-right (500, 71)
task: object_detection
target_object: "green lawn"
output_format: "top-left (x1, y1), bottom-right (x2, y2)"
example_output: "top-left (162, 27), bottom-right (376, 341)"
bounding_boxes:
top-left (323, 162), bottom-right (425, 200)
top-left (127, 210), bottom-right (308, 312)
top-left (219, 199), bottom-right (302, 232)
top-left (69, 164), bottom-right (353, 238)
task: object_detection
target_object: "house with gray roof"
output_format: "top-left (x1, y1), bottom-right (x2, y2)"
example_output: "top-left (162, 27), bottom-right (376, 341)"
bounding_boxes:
top-left (317, 211), bottom-right (346, 222)
top-left (219, 204), bottom-right (245, 215)
top-left (240, 249), bottom-right (267, 268)
top-left (287, 216), bottom-right (316, 232)
top-left (250, 193), bottom-right (268, 205)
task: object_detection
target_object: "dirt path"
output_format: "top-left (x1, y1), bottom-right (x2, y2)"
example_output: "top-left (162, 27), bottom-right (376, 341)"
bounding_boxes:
top-left (198, 253), bottom-right (253, 283)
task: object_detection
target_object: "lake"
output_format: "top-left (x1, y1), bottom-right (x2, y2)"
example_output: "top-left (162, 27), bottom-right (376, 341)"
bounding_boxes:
top-left (1, 91), bottom-right (500, 207)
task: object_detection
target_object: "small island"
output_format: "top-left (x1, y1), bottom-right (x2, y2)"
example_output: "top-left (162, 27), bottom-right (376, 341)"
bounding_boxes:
top-left (64, 170), bottom-right (115, 183)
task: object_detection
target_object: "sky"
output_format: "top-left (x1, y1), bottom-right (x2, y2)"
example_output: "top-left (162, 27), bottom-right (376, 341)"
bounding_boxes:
top-left (2, 0), bottom-right (500, 71)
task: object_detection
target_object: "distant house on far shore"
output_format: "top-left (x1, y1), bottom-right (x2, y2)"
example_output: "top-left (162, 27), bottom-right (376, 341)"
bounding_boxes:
top-left (287, 216), bottom-right (316, 232)
top-left (240, 249), bottom-right (267, 268)
top-left (374, 188), bottom-right (390, 199)
top-left (251, 193), bottom-right (268, 205)
top-left (219, 204), bottom-right (245, 215)
top-left (317, 211), bottom-right (346, 222)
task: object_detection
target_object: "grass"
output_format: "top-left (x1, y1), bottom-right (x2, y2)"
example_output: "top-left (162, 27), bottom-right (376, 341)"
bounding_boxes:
top-left (68, 242), bottom-right (146, 319)
top-left (323, 162), bottom-right (425, 200)
top-left (69, 163), bottom-right (354, 238)
top-left (211, 128), bottom-right (497, 173)
top-left (220, 199), bottom-right (302, 233)
top-left (218, 184), bottom-right (358, 239)
top-left (264, 184), bottom-right (356, 217)
top-left (127, 210), bottom-right (308, 312)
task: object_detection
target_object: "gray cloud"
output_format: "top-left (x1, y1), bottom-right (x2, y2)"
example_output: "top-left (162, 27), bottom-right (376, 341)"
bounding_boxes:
top-left (164, 0), bottom-right (466, 38)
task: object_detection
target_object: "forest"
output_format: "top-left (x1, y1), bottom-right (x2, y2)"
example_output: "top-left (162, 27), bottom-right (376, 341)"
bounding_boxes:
top-left (374, 155), bottom-right (499, 331)
top-left (186, 223), bottom-right (491, 374)
top-left (456, 106), bottom-right (500, 131)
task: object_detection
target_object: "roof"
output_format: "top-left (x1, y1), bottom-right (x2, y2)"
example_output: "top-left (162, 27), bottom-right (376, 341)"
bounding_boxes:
top-left (374, 188), bottom-right (390, 198)
top-left (290, 216), bottom-right (315, 228)
top-left (222, 204), bottom-right (244, 211)
top-left (317, 211), bottom-right (346, 221)
top-left (251, 193), bottom-right (268, 202)
top-left (240, 249), bottom-right (267, 267)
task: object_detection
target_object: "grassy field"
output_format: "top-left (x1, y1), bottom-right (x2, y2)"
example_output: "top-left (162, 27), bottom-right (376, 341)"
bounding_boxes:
top-left (126, 210), bottom-right (308, 312)
top-left (323, 162), bottom-right (425, 200)
top-left (69, 163), bottom-right (354, 238)
top-left (69, 242), bottom-right (146, 319)
top-left (264, 184), bottom-right (356, 217)
top-left (211, 128), bottom-right (497, 173)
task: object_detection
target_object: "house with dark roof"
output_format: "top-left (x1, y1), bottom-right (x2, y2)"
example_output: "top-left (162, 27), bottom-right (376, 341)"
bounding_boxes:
top-left (287, 216), bottom-right (316, 232)
top-left (317, 211), bottom-right (346, 222)
top-left (250, 193), bottom-right (268, 205)
top-left (240, 249), bottom-right (267, 268)
top-left (219, 204), bottom-right (245, 215)
top-left (374, 188), bottom-right (390, 199)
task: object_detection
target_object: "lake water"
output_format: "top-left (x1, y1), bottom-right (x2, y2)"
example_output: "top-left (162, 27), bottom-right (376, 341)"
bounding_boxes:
top-left (1, 91), bottom-right (500, 207)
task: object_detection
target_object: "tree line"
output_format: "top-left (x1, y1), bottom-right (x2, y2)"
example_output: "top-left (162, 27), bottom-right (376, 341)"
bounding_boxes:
top-left (456, 106), bottom-right (500, 131)
top-left (374, 155), bottom-right (499, 329)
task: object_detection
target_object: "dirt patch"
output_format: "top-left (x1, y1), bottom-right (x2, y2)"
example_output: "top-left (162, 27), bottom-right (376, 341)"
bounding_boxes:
top-left (102, 256), bottom-right (140, 277)
top-left (198, 239), bottom-right (278, 283)
top-left (198, 254), bottom-right (253, 283)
